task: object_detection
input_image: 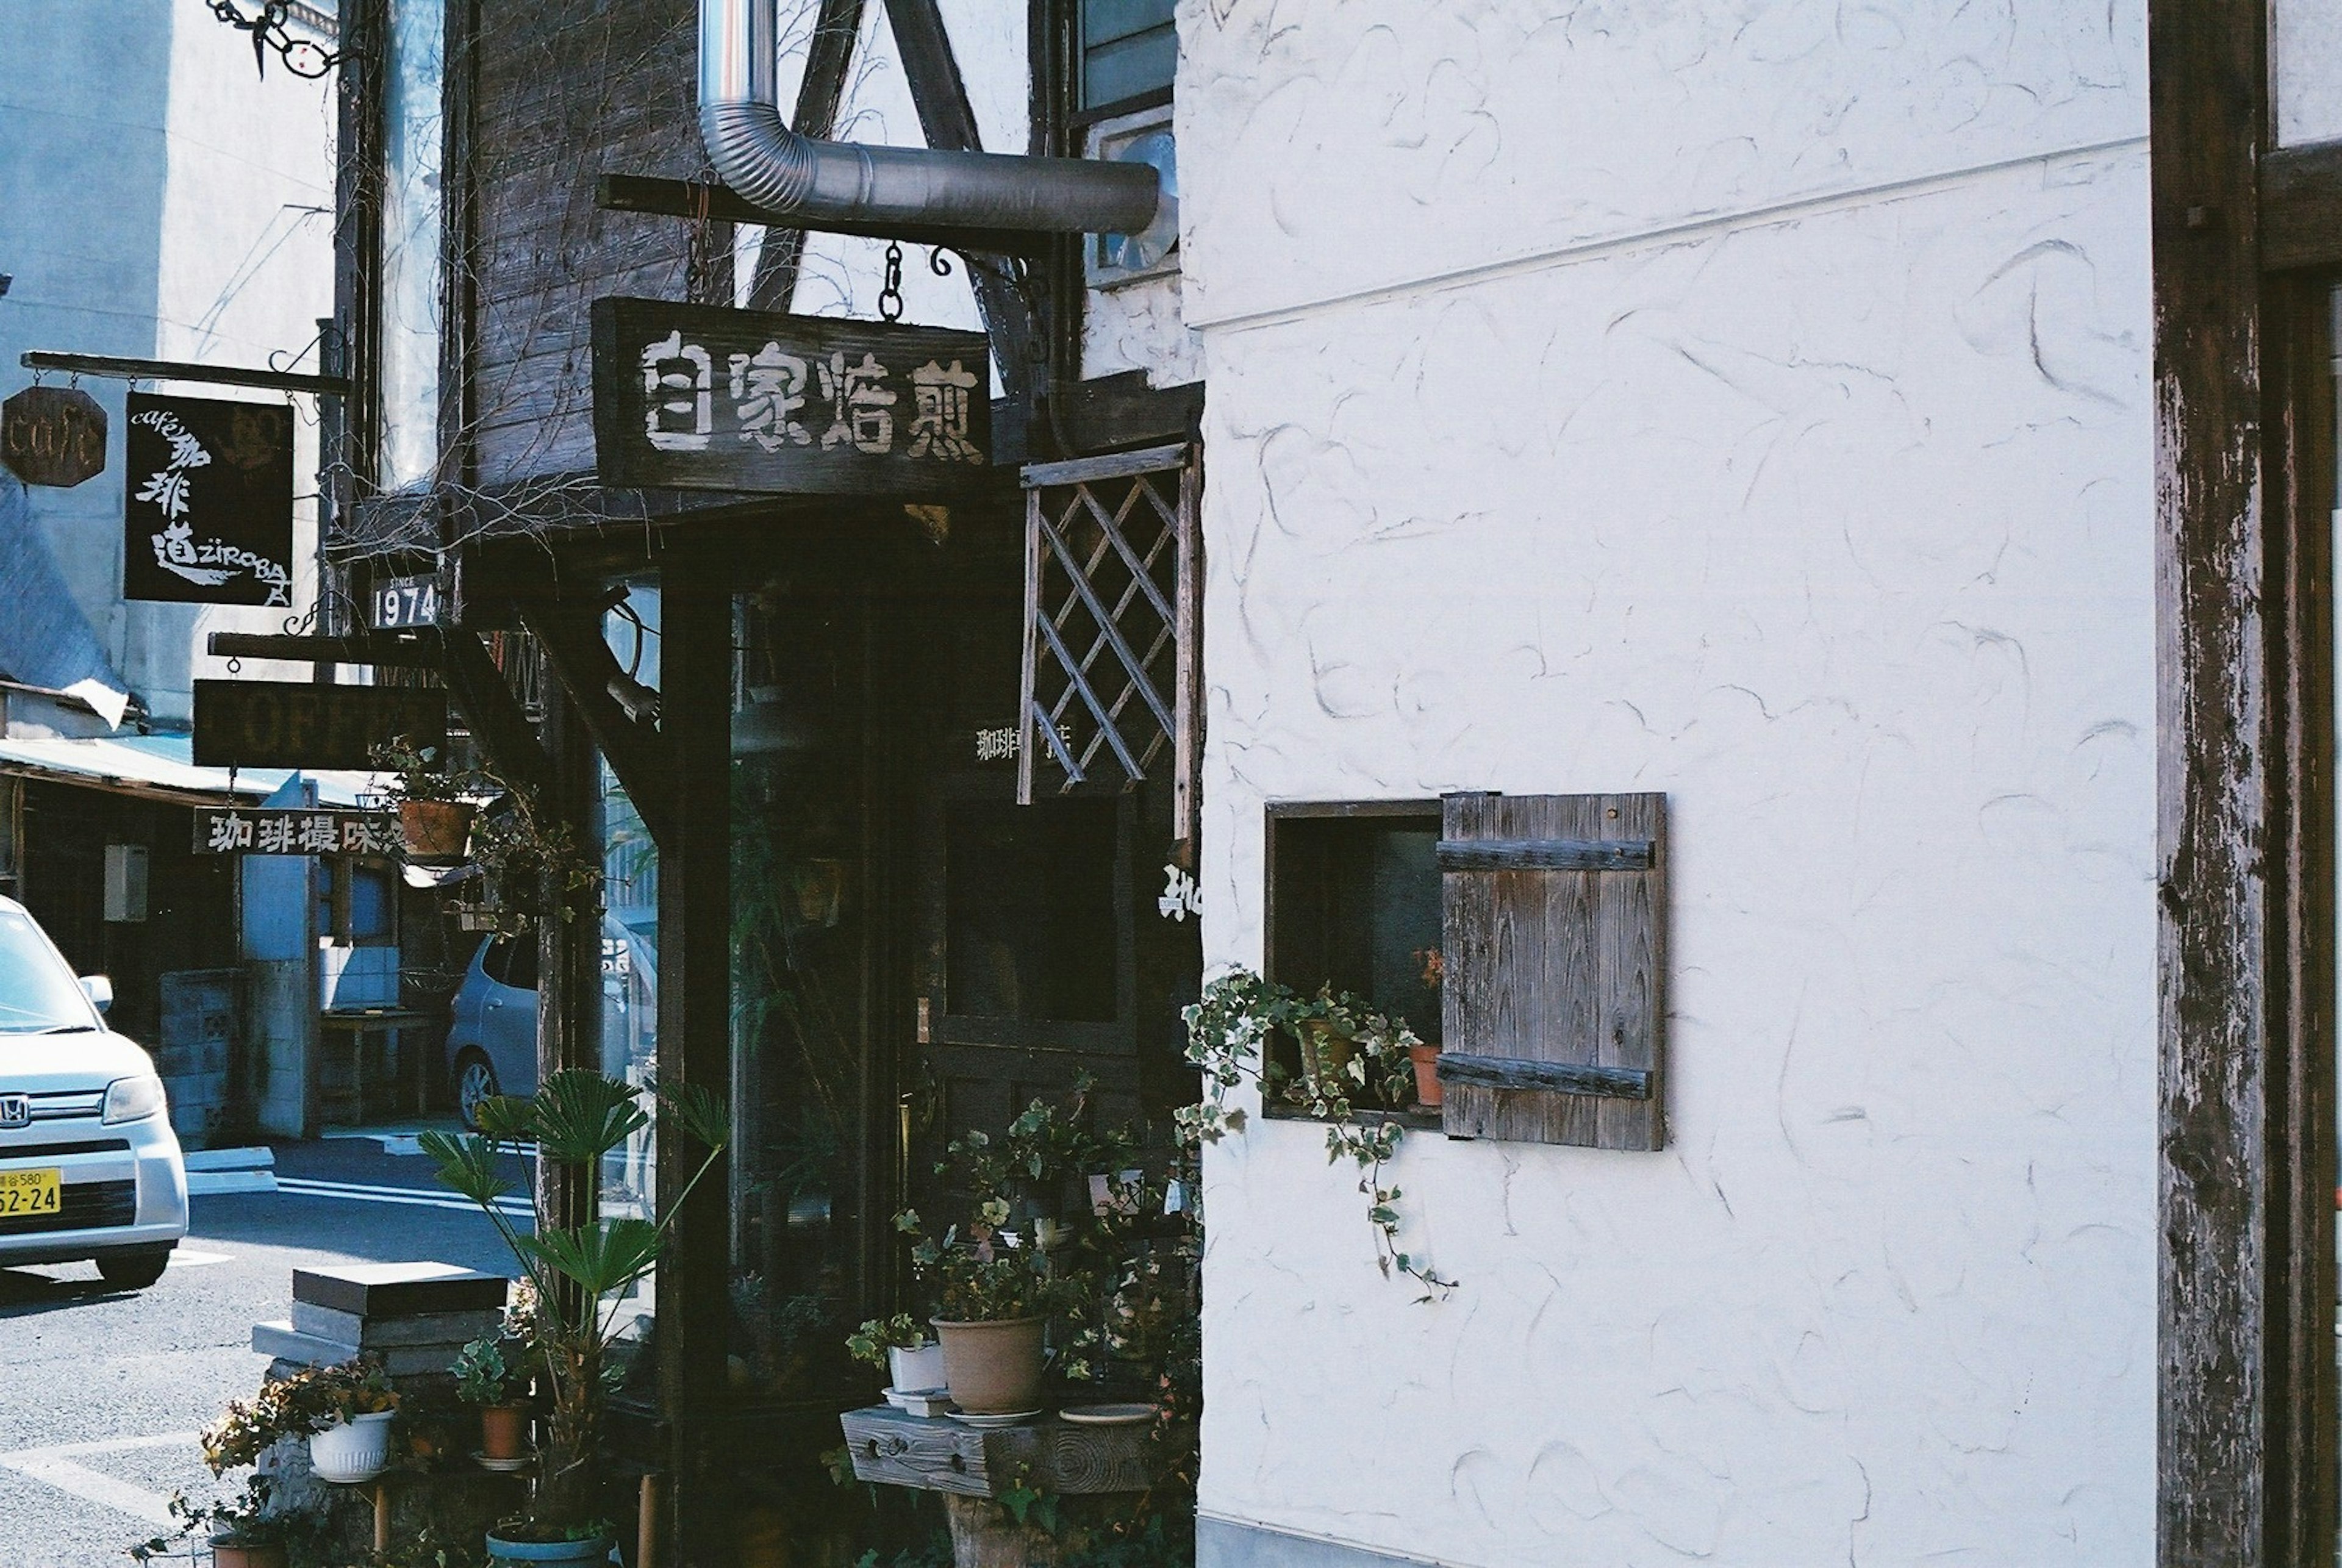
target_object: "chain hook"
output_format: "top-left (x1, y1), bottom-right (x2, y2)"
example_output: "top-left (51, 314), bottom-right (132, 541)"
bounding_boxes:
top-left (878, 242), bottom-right (906, 323)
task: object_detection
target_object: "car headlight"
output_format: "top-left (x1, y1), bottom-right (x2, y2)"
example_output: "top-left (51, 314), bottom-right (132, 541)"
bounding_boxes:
top-left (102, 1075), bottom-right (166, 1125)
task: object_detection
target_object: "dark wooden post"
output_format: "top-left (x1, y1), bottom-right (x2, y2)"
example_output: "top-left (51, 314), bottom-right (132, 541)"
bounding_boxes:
top-left (655, 574), bottom-right (732, 1564)
top-left (536, 673), bottom-right (600, 1242)
top-left (2149, 0), bottom-right (2291, 1562)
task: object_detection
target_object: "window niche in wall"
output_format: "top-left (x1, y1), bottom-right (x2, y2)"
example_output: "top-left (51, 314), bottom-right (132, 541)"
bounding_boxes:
top-left (1263, 801), bottom-right (1445, 1126)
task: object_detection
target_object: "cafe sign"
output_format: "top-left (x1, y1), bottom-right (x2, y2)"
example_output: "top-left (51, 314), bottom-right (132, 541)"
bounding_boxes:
top-left (193, 807), bottom-right (401, 857)
top-left (192, 679), bottom-right (446, 770)
top-left (1, 386), bottom-right (107, 489)
top-left (590, 297), bottom-right (990, 496)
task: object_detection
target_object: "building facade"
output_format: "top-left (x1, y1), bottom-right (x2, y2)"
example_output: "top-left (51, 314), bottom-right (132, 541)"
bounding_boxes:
top-left (320, 0), bottom-right (2342, 1563)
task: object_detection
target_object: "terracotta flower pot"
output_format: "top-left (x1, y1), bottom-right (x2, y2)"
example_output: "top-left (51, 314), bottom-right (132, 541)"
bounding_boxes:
top-left (1409, 1042), bottom-right (1444, 1109)
top-left (1295, 1020), bottom-right (1358, 1094)
top-left (933, 1316), bottom-right (1045, 1415)
top-left (480, 1402), bottom-right (529, 1461)
top-left (212, 1541), bottom-right (288, 1568)
top-left (399, 799), bottom-right (474, 862)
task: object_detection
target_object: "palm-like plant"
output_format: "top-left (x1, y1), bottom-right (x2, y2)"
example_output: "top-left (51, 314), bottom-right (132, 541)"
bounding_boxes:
top-left (420, 1070), bottom-right (728, 1539)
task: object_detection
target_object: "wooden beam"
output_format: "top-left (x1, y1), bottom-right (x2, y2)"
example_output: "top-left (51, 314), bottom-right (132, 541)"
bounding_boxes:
top-left (879, 0), bottom-right (1039, 398)
top-left (749, 0), bottom-right (866, 311)
top-left (596, 173), bottom-right (1048, 259)
top-left (654, 576), bottom-right (732, 1564)
top-left (435, 627), bottom-right (555, 800)
top-left (2150, 0), bottom-right (2289, 1559)
top-left (20, 350), bottom-right (349, 397)
top-left (2263, 143), bottom-right (2342, 273)
top-left (205, 631), bottom-right (440, 667)
top-left (517, 601), bottom-right (676, 852)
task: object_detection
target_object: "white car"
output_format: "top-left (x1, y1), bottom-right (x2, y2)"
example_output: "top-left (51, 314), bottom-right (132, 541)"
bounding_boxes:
top-left (0, 895), bottom-right (187, 1289)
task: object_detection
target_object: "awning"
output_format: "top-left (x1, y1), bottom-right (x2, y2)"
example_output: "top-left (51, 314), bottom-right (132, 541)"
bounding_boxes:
top-left (0, 472), bottom-right (133, 729)
top-left (0, 732), bottom-right (381, 808)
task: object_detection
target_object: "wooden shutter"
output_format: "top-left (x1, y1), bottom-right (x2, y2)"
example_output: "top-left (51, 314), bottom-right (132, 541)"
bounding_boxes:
top-left (1439, 791), bottom-right (1666, 1150)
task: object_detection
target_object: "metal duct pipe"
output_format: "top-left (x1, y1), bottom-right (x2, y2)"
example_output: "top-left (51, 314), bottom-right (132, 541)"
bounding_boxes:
top-left (700, 0), bottom-right (1162, 236)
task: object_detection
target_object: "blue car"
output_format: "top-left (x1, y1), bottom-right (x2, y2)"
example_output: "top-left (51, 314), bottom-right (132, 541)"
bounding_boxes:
top-left (443, 917), bottom-right (657, 1130)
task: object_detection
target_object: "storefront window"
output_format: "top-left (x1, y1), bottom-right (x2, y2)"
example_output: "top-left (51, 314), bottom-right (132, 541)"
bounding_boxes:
top-left (727, 592), bottom-right (872, 1403)
top-left (598, 588), bottom-right (659, 1355)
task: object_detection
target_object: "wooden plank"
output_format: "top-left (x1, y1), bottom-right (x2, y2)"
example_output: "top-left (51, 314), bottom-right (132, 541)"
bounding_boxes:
top-left (1441, 792), bottom-right (1494, 1136)
top-left (16, 351), bottom-right (348, 398)
top-left (1172, 456), bottom-right (1200, 846)
top-left (839, 1407), bottom-right (1167, 1498)
top-left (1435, 837), bottom-right (1653, 872)
top-left (1434, 1054), bottom-right (1650, 1100)
top-left (1020, 440), bottom-right (1188, 489)
top-left (2150, 0), bottom-right (2281, 1556)
top-left (518, 600), bottom-right (676, 851)
top-left (2263, 143), bottom-right (2342, 273)
top-left (204, 632), bottom-right (440, 668)
top-left (880, 0), bottom-right (1036, 398)
top-left (748, 0), bottom-right (865, 310)
top-left (1534, 792), bottom-right (1602, 1146)
top-left (1596, 793), bottom-right (1665, 1150)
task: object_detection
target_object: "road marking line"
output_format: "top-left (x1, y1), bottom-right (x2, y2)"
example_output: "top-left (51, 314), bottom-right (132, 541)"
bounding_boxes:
top-left (168, 1249), bottom-right (232, 1268)
top-left (273, 1176), bottom-right (529, 1216)
top-left (0, 1431), bottom-right (196, 1527)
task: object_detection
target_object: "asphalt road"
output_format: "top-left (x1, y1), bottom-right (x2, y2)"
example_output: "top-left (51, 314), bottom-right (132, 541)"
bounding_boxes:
top-left (0, 1131), bottom-right (528, 1568)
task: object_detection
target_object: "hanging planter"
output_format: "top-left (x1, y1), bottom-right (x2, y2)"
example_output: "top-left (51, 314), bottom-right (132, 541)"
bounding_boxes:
top-left (399, 799), bottom-right (476, 861)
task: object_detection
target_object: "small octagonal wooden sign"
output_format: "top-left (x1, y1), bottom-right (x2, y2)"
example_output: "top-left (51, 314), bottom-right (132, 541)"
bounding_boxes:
top-left (2, 386), bottom-right (107, 487)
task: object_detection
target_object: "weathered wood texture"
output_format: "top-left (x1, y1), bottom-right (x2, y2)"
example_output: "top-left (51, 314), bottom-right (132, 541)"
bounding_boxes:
top-left (2262, 144), bottom-right (2342, 273)
top-left (839, 1406), bottom-right (1169, 1499)
top-left (467, 0), bottom-right (701, 493)
top-left (1441, 792), bottom-right (1665, 1151)
top-left (2150, 0), bottom-right (2282, 1559)
top-left (1435, 1054), bottom-right (1650, 1100)
top-left (1435, 838), bottom-right (1653, 872)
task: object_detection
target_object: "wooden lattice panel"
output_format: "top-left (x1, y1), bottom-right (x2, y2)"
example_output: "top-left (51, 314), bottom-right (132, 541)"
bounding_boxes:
top-left (1017, 443), bottom-right (1200, 843)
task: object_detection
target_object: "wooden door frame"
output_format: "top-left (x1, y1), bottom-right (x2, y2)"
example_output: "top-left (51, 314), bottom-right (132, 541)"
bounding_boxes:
top-left (2155, 0), bottom-right (2342, 1559)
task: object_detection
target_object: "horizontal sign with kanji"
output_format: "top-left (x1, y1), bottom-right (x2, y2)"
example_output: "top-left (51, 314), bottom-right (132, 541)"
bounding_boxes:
top-left (590, 297), bottom-right (991, 496)
top-left (192, 679), bottom-right (446, 770)
top-left (193, 807), bottom-right (400, 857)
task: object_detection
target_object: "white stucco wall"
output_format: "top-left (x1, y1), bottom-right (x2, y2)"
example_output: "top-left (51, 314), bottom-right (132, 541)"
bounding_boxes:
top-left (2274, 0), bottom-right (2342, 147)
top-left (1181, 4), bottom-right (2154, 1564)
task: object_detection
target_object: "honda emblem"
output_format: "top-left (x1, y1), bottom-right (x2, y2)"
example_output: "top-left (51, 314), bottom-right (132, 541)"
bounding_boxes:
top-left (0, 1095), bottom-right (27, 1129)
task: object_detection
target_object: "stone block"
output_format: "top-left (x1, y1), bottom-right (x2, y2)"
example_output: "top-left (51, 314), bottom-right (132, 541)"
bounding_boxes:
top-left (290, 1301), bottom-right (506, 1348)
top-left (291, 1262), bottom-right (508, 1319)
top-left (254, 1321), bottom-right (489, 1379)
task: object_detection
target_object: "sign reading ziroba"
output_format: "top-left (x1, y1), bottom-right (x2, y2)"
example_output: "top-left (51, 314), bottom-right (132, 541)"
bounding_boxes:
top-left (590, 297), bottom-right (992, 496)
top-left (193, 680), bottom-right (446, 770)
top-left (123, 393), bottom-right (295, 606)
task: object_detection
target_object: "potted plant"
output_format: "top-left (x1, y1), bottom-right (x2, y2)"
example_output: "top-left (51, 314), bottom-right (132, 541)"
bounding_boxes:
top-left (847, 1311), bottom-right (944, 1393)
top-left (371, 735), bottom-right (476, 862)
top-left (201, 1356), bottom-right (400, 1486)
top-left (896, 1200), bottom-right (1089, 1416)
top-left (1408, 948), bottom-right (1445, 1108)
top-left (131, 1477), bottom-right (321, 1568)
top-left (423, 1069), bottom-right (729, 1564)
top-left (453, 1328), bottom-right (538, 1465)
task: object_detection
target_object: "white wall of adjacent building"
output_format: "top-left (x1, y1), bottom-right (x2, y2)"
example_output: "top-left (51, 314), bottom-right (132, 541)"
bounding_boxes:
top-left (1178, 3), bottom-right (2155, 1563)
top-left (0, 1), bottom-right (336, 729)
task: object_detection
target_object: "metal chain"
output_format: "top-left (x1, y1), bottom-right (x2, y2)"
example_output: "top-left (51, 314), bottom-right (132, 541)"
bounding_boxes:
top-left (878, 242), bottom-right (906, 323)
top-left (206, 1), bottom-right (344, 81)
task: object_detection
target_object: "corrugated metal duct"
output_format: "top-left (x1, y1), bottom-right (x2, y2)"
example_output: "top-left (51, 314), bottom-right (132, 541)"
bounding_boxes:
top-left (699, 0), bottom-right (1162, 235)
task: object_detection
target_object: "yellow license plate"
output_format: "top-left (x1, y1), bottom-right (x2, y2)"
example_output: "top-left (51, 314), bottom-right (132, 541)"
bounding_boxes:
top-left (0, 1169), bottom-right (62, 1217)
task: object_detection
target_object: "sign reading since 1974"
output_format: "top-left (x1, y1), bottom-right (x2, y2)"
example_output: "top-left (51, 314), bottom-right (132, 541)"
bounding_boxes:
top-left (591, 298), bottom-right (990, 496)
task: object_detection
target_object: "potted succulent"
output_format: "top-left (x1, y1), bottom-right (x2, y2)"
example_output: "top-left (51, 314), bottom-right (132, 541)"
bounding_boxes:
top-left (847, 1311), bottom-right (944, 1393)
top-left (371, 735), bottom-right (476, 862)
top-left (131, 1477), bottom-right (320, 1568)
top-left (423, 1069), bottom-right (729, 1564)
top-left (453, 1328), bottom-right (539, 1465)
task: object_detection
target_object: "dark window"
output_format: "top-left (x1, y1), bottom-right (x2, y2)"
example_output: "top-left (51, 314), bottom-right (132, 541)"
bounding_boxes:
top-left (1080, 0), bottom-right (1175, 112)
top-left (496, 934), bottom-right (538, 993)
top-left (1266, 805), bottom-right (1444, 1044)
top-left (944, 800), bottom-right (1119, 1022)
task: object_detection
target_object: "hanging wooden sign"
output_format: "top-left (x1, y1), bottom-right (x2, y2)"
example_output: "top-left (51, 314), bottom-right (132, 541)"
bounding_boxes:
top-left (124, 392), bottom-right (294, 606)
top-left (1, 386), bottom-right (107, 488)
top-left (192, 679), bottom-right (446, 769)
top-left (193, 807), bottom-right (401, 857)
top-left (590, 297), bottom-right (992, 496)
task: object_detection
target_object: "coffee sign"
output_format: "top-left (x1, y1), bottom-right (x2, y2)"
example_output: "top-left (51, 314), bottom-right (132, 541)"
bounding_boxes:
top-left (193, 679), bottom-right (446, 770)
top-left (1, 386), bottom-right (107, 488)
top-left (591, 297), bottom-right (991, 497)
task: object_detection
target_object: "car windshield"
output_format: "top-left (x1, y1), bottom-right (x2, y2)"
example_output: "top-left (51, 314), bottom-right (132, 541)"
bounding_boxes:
top-left (0, 906), bottom-right (96, 1035)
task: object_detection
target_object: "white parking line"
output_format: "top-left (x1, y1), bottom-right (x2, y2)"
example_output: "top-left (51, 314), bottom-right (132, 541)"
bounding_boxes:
top-left (0, 1431), bottom-right (194, 1526)
top-left (273, 1175), bottom-right (530, 1217)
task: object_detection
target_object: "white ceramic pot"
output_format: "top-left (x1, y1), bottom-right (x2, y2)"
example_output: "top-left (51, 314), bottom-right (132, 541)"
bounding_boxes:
top-left (888, 1341), bottom-right (947, 1394)
top-left (309, 1409), bottom-right (395, 1484)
